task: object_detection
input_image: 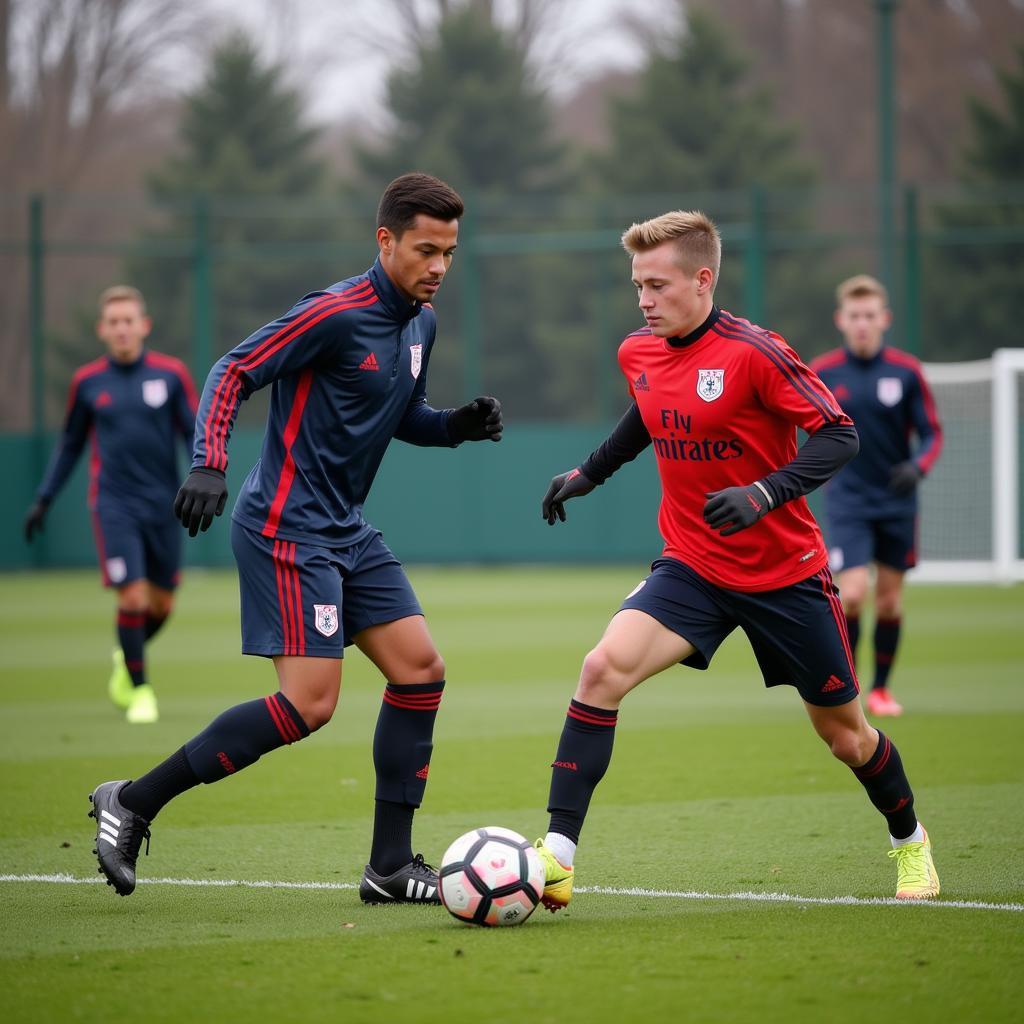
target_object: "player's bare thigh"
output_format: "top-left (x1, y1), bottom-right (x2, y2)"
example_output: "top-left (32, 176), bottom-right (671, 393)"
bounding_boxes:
top-left (353, 614), bottom-right (445, 684)
top-left (837, 566), bottom-right (870, 616)
top-left (576, 608), bottom-right (696, 710)
top-left (803, 696), bottom-right (878, 766)
top-left (274, 655), bottom-right (342, 731)
top-left (874, 564), bottom-right (905, 619)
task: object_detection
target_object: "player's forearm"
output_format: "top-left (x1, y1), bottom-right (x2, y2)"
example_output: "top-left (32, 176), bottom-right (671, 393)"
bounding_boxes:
top-left (36, 437), bottom-right (85, 503)
top-left (396, 401), bottom-right (459, 447)
top-left (581, 403), bottom-right (652, 484)
top-left (760, 422), bottom-right (859, 507)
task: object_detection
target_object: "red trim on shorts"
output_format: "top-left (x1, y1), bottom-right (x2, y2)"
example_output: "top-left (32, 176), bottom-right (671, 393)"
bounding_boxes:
top-left (817, 568), bottom-right (860, 692)
top-left (273, 540), bottom-right (294, 654)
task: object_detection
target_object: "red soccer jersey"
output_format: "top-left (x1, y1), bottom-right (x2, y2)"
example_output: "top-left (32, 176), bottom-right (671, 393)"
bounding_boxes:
top-left (618, 309), bottom-right (852, 592)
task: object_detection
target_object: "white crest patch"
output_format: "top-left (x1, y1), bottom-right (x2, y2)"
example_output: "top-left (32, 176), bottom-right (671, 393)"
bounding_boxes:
top-left (313, 604), bottom-right (339, 637)
top-left (106, 557), bottom-right (127, 584)
top-left (828, 547), bottom-right (845, 572)
top-left (142, 378), bottom-right (168, 408)
top-left (410, 344), bottom-right (423, 380)
top-left (697, 369), bottom-right (725, 402)
top-left (877, 377), bottom-right (903, 407)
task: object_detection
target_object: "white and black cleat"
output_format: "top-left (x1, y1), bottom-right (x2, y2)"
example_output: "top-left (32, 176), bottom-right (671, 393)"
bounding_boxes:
top-left (88, 780), bottom-right (151, 896)
top-left (359, 853), bottom-right (441, 905)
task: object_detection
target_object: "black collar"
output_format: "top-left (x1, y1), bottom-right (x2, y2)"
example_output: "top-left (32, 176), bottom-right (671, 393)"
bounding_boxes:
top-left (667, 306), bottom-right (721, 348)
top-left (368, 258), bottom-right (422, 324)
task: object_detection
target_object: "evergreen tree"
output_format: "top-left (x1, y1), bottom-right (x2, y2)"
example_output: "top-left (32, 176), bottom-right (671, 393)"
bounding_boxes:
top-left (125, 33), bottom-right (336, 396)
top-left (593, 10), bottom-right (833, 355)
top-left (925, 47), bottom-right (1024, 359)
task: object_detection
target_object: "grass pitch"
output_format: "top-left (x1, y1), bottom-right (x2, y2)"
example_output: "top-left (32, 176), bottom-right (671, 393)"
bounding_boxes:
top-left (2, 567), bottom-right (1023, 1023)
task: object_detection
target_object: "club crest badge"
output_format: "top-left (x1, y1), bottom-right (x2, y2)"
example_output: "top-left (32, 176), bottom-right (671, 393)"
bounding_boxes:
top-left (697, 369), bottom-right (725, 402)
top-left (142, 378), bottom-right (168, 408)
top-left (105, 557), bottom-right (127, 584)
top-left (314, 604), bottom-right (339, 637)
top-left (410, 343), bottom-right (423, 380)
top-left (877, 377), bottom-right (903, 407)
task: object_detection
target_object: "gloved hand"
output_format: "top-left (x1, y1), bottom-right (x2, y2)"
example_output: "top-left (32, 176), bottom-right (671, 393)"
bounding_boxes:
top-left (888, 460), bottom-right (922, 497)
top-left (542, 468), bottom-right (597, 525)
top-left (449, 396), bottom-right (503, 442)
top-left (174, 467), bottom-right (228, 537)
top-left (703, 483), bottom-right (770, 537)
top-left (24, 499), bottom-right (49, 543)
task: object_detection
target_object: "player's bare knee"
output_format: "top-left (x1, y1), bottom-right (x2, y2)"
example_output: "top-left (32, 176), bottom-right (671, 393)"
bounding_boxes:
top-left (875, 595), bottom-right (902, 620)
top-left (393, 650), bottom-right (445, 684)
top-left (577, 646), bottom-right (628, 705)
top-left (824, 727), bottom-right (867, 766)
top-left (296, 692), bottom-right (338, 732)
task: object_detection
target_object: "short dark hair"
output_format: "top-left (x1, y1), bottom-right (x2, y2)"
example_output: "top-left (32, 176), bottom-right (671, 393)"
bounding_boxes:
top-left (377, 173), bottom-right (464, 237)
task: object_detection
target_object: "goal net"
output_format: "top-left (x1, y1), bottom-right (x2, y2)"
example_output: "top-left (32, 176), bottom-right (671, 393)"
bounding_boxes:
top-left (916, 348), bottom-right (1024, 583)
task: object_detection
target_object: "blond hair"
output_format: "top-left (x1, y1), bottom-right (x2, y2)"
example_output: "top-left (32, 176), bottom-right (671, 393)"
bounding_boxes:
top-left (836, 274), bottom-right (888, 308)
top-left (621, 210), bottom-right (721, 281)
top-left (98, 285), bottom-right (147, 316)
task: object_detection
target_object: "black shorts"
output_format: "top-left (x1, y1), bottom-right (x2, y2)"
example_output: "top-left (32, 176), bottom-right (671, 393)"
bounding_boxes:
top-left (91, 505), bottom-right (182, 590)
top-left (619, 557), bottom-right (860, 707)
top-left (826, 513), bottom-right (918, 573)
top-left (231, 520), bottom-right (423, 658)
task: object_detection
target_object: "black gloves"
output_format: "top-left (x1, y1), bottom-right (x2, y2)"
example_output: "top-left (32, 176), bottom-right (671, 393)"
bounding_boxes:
top-left (449, 396), bottom-right (503, 443)
top-left (703, 483), bottom-right (771, 537)
top-left (542, 468), bottom-right (597, 524)
top-left (174, 467), bottom-right (228, 537)
top-left (23, 499), bottom-right (49, 542)
top-left (888, 460), bottom-right (922, 497)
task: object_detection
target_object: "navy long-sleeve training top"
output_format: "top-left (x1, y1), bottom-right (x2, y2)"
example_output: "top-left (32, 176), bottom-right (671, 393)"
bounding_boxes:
top-left (810, 344), bottom-right (943, 518)
top-left (37, 350), bottom-right (197, 520)
top-left (193, 258), bottom-right (457, 547)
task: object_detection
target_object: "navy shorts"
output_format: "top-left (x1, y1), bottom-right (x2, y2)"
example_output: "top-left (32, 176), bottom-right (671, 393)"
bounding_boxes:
top-left (619, 557), bottom-right (860, 707)
top-left (231, 519), bottom-right (423, 658)
top-left (826, 514), bottom-right (917, 573)
top-left (91, 505), bottom-right (182, 590)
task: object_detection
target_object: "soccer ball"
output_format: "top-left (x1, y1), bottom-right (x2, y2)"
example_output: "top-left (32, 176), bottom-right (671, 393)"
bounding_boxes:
top-left (439, 826), bottom-right (545, 927)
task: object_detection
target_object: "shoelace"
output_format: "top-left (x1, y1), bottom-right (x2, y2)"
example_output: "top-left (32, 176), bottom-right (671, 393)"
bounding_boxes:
top-left (888, 843), bottom-right (927, 886)
top-left (410, 853), bottom-right (436, 877)
top-left (121, 818), bottom-right (152, 859)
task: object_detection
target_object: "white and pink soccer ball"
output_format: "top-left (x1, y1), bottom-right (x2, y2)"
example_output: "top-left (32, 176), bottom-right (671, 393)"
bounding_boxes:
top-left (439, 826), bottom-right (545, 927)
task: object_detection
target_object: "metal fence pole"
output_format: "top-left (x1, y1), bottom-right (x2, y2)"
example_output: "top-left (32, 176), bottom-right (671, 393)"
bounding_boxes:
top-left (192, 195), bottom-right (213, 377)
top-left (459, 203), bottom-right (482, 401)
top-left (902, 183), bottom-right (921, 354)
top-left (876, 0), bottom-right (899, 294)
top-left (28, 194), bottom-right (46, 567)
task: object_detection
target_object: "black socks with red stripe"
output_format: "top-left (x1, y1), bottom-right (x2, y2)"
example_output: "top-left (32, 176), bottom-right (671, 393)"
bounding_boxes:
top-left (873, 616), bottom-right (901, 690)
top-left (145, 612), bottom-right (169, 641)
top-left (851, 729), bottom-right (917, 839)
top-left (117, 609), bottom-right (146, 687)
top-left (370, 680), bottom-right (444, 875)
top-left (546, 699), bottom-right (619, 843)
top-left (119, 691), bottom-right (309, 821)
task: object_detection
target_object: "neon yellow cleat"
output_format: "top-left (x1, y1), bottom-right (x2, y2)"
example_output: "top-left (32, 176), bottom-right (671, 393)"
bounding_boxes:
top-left (889, 827), bottom-right (940, 900)
top-left (108, 648), bottom-right (133, 710)
top-left (534, 839), bottom-right (574, 912)
top-left (126, 684), bottom-right (159, 724)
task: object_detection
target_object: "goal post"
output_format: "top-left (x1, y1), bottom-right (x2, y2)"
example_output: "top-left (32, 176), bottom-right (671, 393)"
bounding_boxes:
top-left (914, 348), bottom-right (1024, 584)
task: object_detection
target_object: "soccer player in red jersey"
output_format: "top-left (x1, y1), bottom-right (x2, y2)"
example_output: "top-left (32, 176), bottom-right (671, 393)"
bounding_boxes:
top-left (810, 276), bottom-right (943, 718)
top-left (533, 211), bottom-right (939, 907)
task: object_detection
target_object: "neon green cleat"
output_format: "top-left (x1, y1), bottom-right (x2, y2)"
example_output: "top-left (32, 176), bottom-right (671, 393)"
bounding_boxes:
top-left (108, 648), bottom-right (133, 710)
top-left (889, 827), bottom-right (940, 900)
top-left (534, 839), bottom-right (574, 912)
top-left (126, 684), bottom-right (159, 724)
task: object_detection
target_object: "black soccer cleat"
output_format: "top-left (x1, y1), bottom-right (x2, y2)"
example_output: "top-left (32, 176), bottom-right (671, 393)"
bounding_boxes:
top-left (359, 853), bottom-right (442, 905)
top-left (88, 780), bottom-right (151, 896)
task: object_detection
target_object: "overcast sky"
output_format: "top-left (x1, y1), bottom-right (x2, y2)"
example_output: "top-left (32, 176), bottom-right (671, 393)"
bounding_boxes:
top-left (200, 0), bottom-right (674, 125)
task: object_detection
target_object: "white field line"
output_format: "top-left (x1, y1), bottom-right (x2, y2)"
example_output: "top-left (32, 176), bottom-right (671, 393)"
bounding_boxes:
top-left (1, 873), bottom-right (1021, 912)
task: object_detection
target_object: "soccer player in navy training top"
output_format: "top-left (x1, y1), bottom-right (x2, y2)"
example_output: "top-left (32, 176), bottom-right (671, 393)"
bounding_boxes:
top-left (24, 286), bottom-right (198, 724)
top-left (811, 275), bottom-right (943, 717)
top-left (87, 173), bottom-right (503, 903)
top-left (532, 212), bottom-right (939, 908)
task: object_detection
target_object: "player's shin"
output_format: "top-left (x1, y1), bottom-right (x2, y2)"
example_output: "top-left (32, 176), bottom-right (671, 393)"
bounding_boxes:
top-left (850, 729), bottom-right (917, 839)
top-left (370, 681), bottom-right (445, 875)
top-left (120, 692), bottom-right (310, 821)
top-left (546, 699), bottom-right (619, 851)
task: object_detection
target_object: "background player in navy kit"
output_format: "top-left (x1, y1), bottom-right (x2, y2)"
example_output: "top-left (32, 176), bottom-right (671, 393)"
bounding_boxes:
top-left (532, 212), bottom-right (939, 909)
top-left (88, 173), bottom-right (503, 904)
top-left (811, 276), bottom-right (943, 717)
top-left (24, 286), bottom-right (198, 724)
